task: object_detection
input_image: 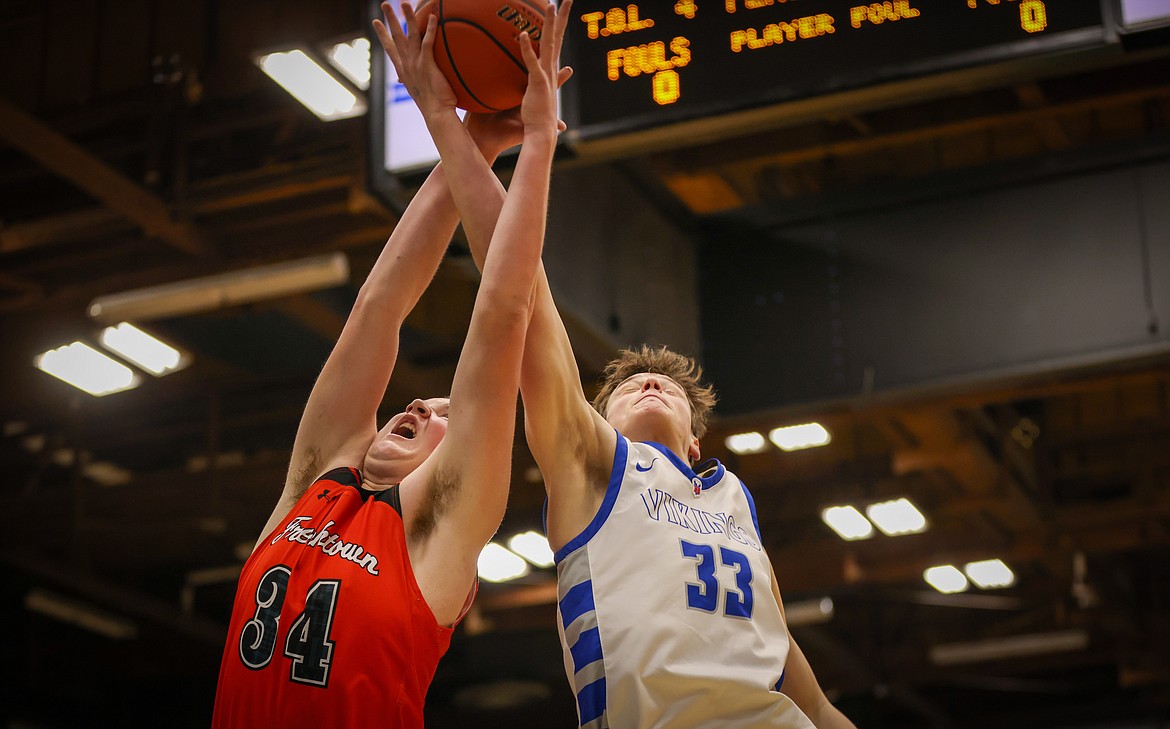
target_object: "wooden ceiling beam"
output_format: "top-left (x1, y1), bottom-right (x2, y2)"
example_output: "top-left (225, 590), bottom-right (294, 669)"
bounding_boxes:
top-left (0, 95), bottom-right (213, 258)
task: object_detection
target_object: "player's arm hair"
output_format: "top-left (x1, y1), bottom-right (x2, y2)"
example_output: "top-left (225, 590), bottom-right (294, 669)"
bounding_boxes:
top-left (256, 162), bottom-right (467, 543)
top-left (769, 564), bottom-right (858, 729)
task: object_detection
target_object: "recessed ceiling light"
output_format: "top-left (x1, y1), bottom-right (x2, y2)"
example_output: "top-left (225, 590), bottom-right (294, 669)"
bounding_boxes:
top-left (866, 498), bottom-right (928, 536)
top-left (964, 559), bottom-right (1015, 589)
top-left (924, 565), bottom-right (969, 594)
top-left (327, 37), bottom-right (371, 90)
top-left (257, 49), bottom-right (366, 121)
top-left (769, 423), bottom-right (831, 451)
top-left (821, 505), bottom-right (874, 541)
top-left (35, 342), bottom-right (138, 396)
top-left (477, 543), bottom-right (529, 583)
top-left (724, 431), bottom-right (769, 454)
top-left (507, 531), bottom-right (554, 568)
top-left (100, 323), bottom-right (184, 376)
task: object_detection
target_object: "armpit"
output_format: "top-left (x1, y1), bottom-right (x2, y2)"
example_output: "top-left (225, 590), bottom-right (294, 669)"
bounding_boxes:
top-left (288, 447), bottom-right (322, 499)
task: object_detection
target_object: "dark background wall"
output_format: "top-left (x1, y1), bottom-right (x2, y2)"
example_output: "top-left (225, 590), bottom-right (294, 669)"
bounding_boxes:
top-left (703, 157), bottom-right (1170, 414)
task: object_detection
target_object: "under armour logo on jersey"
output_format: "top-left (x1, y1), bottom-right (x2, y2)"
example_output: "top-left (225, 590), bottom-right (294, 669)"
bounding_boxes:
top-left (317, 489), bottom-right (339, 502)
top-left (635, 459), bottom-right (659, 472)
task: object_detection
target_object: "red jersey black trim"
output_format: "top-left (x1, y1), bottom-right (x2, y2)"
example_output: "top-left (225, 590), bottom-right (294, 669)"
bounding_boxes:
top-left (316, 466), bottom-right (402, 516)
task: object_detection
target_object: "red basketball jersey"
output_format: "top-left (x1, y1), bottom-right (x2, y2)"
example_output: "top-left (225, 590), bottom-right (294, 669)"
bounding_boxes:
top-left (212, 467), bottom-right (454, 728)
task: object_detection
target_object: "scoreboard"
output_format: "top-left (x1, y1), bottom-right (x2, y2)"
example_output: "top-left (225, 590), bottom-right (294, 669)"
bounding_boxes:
top-left (563, 0), bottom-right (1106, 138)
top-left (369, 0), bottom-right (1120, 195)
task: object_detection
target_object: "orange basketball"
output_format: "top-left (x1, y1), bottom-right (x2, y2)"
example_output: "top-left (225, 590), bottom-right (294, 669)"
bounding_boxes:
top-left (415, 0), bottom-right (545, 113)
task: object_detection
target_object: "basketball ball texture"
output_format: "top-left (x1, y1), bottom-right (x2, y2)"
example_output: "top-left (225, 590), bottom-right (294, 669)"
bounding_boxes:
top-left (416, 0), bottom-right (545, 113)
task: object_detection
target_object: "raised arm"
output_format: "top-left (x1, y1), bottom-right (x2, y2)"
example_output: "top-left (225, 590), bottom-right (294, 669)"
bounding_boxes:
top-left (397, 8), bottom-right (615, 554)
top-left (377, 0), bottom-right (576, 622)
top-left (253, 42), bottom-right (520, 545)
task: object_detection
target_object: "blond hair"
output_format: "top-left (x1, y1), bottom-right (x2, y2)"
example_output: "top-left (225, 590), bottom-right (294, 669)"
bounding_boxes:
top-left (592, 345), bottom-right (717, 439)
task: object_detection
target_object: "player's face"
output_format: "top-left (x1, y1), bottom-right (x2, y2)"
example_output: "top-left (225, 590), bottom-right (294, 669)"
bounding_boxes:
top-left (365, 397), bottom-right (450, 481)
top-left (605, 373), bottom-right (693, 446)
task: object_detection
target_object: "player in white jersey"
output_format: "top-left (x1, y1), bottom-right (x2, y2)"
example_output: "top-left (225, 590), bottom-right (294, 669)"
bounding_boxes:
top-left (412, 19), bottom-right (854, 723)
top-left (532, 347), bottom-right (856, 729)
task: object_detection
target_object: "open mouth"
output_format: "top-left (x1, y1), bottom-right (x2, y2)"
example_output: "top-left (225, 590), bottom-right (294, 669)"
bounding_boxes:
top-left (391, 421), bottom-right (417, 439)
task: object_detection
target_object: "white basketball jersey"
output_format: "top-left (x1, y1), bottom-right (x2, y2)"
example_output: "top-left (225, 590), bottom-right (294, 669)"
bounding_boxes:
top-left (553, 434), bottom-right (816, 729)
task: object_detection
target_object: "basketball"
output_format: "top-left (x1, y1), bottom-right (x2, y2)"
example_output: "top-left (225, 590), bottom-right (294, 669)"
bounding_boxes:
top-left (415, 0), bottom-right (545, 113)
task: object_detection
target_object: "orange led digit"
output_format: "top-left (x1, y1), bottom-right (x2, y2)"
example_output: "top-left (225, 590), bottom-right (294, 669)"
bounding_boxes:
top-left (652, 69), bottom-right (681, 105)
top-left (1020, 0), bottom-right (1048, 33)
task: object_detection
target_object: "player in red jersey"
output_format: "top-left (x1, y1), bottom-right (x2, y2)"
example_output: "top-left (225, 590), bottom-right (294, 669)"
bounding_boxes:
top-left (211, 3), bottom-right (573, 726)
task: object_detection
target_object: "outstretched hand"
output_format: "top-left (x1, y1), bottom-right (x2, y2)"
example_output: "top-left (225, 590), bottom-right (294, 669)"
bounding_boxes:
top-left (516, 0), bottom-right (573, 138)
top-left (372, 1), bottom-right (456, 118)
top-left (465, 64), bottom-right (572, 156)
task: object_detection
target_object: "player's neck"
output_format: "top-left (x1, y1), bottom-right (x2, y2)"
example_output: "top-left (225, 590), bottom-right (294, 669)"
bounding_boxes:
top-left (630, 430), bottom-right (692, 467)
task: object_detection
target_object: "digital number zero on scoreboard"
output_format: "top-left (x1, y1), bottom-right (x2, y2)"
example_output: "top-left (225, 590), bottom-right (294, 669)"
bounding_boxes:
top-left (563, 0), bottom-right (1106, 137)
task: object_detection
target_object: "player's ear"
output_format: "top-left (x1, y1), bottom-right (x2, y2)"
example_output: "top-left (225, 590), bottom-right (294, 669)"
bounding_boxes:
top-left (688, 436), bottom-right (701, 465)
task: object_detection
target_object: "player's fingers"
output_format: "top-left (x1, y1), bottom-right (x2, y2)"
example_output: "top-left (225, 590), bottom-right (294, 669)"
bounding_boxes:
top-left (401, 2), bottom-right (419, 42)
top-left (518, 31), bottom-right (539, 74)
top-left (556, 66), bottom-right (573, 88)
top-left (538, 2), bottom-right (557, 59)
top-left (373, 19), bottom-right (405, 71)
top-left (420, 14), bottom-right (437, 55)
top-left (552, 0), bottom-right (572, 58)
top-left (382, 3), bottom-right (402, 38)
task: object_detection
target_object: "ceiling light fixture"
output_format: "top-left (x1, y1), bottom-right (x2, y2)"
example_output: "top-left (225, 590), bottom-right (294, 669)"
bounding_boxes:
top-left (100, 323), bottom-right (185, 376)
top-left (866, 497), bottom-right (928, 536)
top-left (327, 37), bottom-right (371, 90)
top-left (507, 531), bottom-right (555, 568)
top-left (769, 422), bottom-right (831, 451)
top-left (35, 342), bottom-right (139, 396)
top-left (87, 253), bottom-right (349, 323)
top-left (477, 543), bottom-right (530, 583)
top-left (724, 431), bottom-right (769, 455)
top-left (257, 49), bottom-right (366, 121)
top-left (821, 505), bottom-right (874, 541)
top-left (964, 558), bottom-right (1015, 589)
top-left (924, 565), bottom-right (969, 594)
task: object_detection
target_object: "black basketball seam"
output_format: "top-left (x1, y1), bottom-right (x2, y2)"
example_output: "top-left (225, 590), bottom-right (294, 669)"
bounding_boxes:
top-left (511, 0), bottom-right (548, 21)
top-left (440, 19), bottom-right (528, 112)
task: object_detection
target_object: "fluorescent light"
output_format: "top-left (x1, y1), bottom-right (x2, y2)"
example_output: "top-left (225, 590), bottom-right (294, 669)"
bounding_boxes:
top-left (821, 506), bottom-right (874, 541)
top-left (930, 630), bottom-right (1088, 666)
top-left (88, 253), bottom-right (349, 323)
top-left (964, 559), bottom-right (1015, 589)
top-left (477, 543), bottom-right (530, 583)
top-left (507, 531), bottom-right (554, 568)
top-left (327, 37), bottom-right (371, 90)
top-left (36, 342), bottom-right (138, 396)
top-left (100, 323), bottom-right (184, 375)
top-left (25, 589), bottom-right (138, 640)
top-left (924, 565), bottom-right (969, 594)
top-left (257, 49), bottom-right (366, 121)
top-left (769, 423), bottom-right (831, 451)
top-left (725, 432), bottom-right (769, 455)
top-left (866, 498), bottom-right (928, 536)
